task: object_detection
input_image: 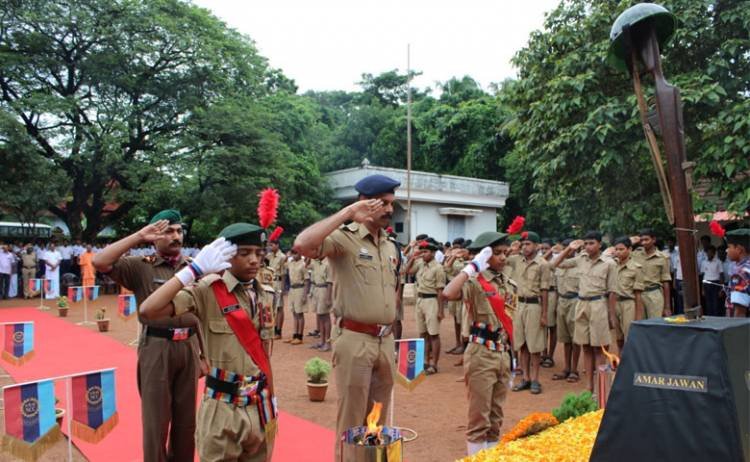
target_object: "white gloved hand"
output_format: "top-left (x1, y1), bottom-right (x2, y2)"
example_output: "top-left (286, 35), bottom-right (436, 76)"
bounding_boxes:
top-left (461, 247), bottom-right (493, 277)
top-left (176, 237), bottom-right (237, 286)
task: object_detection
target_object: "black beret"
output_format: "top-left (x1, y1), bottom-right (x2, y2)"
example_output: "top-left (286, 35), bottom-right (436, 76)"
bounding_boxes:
top-left (150, 209), bottom-right (182, 225)
top-left (219, 223), bottom-right (264, 246)
top-left (452, 237), bottom-right (465, 246)
top-left (354, 174), bottom-right (400, 197)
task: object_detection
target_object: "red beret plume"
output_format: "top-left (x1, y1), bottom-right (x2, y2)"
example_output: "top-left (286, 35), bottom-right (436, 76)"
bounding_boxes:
top-left (386, 226), bottom-right (394, 234)
top-left (269, 227), bottom-right (284, 242)
top-left (418, 240), bottom-right (429, 248)
top-left (709, 220), bottom-right (725, 238)
top-left (521, 231), bottom-right (529, 240)
top-left (257, 188), bottom-right (280, 229)
top-left (506, 215), bottom-right (525, 235)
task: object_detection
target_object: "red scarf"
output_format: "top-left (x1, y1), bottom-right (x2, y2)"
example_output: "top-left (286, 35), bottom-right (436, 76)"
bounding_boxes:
top-left (476, 273), bottom-right (514, 344)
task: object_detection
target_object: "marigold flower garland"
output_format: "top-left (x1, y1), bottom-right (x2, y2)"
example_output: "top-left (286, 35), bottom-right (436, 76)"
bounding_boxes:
top-left (459, 409), bottom-right (605, 462)
top-left (500, 412), bottom-right (559, 443)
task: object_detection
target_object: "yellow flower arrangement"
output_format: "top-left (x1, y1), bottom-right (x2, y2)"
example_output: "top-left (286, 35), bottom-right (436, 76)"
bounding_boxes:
top-left (459, 409), bottom-right (604, 462)
top-left (500, 412), bottom-right (559, 443)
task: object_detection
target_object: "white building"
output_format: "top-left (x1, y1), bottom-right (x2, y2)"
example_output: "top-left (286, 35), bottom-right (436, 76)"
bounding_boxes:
top-left (325, 159), bottom-right (509, 244)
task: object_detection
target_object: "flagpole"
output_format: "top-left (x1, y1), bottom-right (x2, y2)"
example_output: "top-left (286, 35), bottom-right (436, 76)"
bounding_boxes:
top-left (405, 43), bottom-right (413, 241)
top-left (65, 377), bottom-right (73, 462)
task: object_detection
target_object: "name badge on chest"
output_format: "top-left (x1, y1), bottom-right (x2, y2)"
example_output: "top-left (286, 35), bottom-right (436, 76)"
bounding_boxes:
top-left (358, 247), bottom-right (373, 261)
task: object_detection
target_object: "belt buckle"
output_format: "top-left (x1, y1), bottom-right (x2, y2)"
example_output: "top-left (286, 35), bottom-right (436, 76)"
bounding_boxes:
top-left (376, 324), bottom-right (390, 337)
top-left (236, 380), bottom-right (258, 397)
top-left (171, 328), bottom-right (189, 341)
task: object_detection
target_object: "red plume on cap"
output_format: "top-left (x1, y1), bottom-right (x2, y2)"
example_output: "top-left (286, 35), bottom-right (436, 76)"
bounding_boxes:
top-left (386, 226), bottom-right (394, 234)
top-left (257, 188), bottom-right (280, 229)
top-left (521, 231), bottom-right (528, 240)
top-left (506, 216), bottom-right (525, 235)
top-left (709, 220), bottom-right (726, 238)
top-left (269, 227), bottom-right (284, 242)
top-left (418, 240), bottom-right (428, 248)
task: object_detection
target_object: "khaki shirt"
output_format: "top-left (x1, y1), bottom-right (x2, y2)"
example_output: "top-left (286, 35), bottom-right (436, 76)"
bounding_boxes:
top-left (259, 266), bottom-right (275, 286)
top-left (616, 258), bottom-right (645, 299)
top-left (463, 270), bottom-right (511, 329)
top-left (443, 256), bottom-right (465, 280)
top-left (558, 253), bottom-right (617, 297)
top-left (287, 259), bottom-right (308, 286)
top-left (632, 249), bottom-right (671, 287)
top-left (320, 222), bottom-right (398, 324)
top-left (21, 252), bottom-right (37, 268)
top-left (107, 254), bottom-right (189, 327)
top-left (415, 258), bottom-right (446, 295)
top-left (310, 259), bottom-right (330, 286)
top-left (555, 262), bottom-right (580, 295)
top-left (268, 250), bottom-right (286, 282)
top-left (506, 254), bottom-right (551, 297)
top-left (174, 271), bottom-right (274, 377)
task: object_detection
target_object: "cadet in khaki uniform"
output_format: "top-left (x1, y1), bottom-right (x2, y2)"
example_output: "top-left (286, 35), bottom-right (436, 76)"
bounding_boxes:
top-left (267, 237), bottom-right (286, 339)
top-left (140, 224), bottom-right (277, 462)
top-left (507, 231), bottom-right (549, 395)
top-left (294, 174), bottom-right (400, 460)
top-left (443, 232), bottom-right (513, 456)
top-left (553, 231), bottom-right (618, 393)
top-left (309, 257), bottom-right (332, 351)
top-left (21, 245), bottom-right (37, 299)
top-left (93, 210), bottom-right (201, 462)
top-left (443, 239), bottom-right (467, 355)
top-left (632, 228), bottom-right (672, 318)
top-left (539, 239), bottom-right (557, 368)
top-left (405, 238), bottom-right (446, 374)
top-left (551, 238), bottom-right (582, 383)
top-left (612, 236), bottom-right (645, 352)
top-left (285, 250), bottom-right (309, 345)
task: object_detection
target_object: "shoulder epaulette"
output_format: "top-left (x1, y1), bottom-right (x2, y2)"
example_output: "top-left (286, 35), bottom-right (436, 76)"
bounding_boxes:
top-left (344, 222), bottom-right (359, 232)
top-left (143, 255), bottom-right (156, 264)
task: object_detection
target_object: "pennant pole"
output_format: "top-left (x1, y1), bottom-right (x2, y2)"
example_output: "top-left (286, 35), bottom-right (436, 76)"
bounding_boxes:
top-left (77, 286), bottom-right (94, 326)
top-left (38, 280), bottom-right (48, 311)
top-left (65, 377), bottom-right (73, 462)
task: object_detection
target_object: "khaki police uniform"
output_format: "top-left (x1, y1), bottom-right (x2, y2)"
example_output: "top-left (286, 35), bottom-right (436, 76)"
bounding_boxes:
top-left (107, 255), bottom-right (200, 462)
top-left (287, 259), bottom-right (309, 314)
top-left (173, 271), bottom-right (276, 462)
top-left (632, 248), bottom-right (671, 318)
top-left (614, 258), bottom-right (644, 341)
top-left (506, 255), bottom-right (550, 354)
top-left (310, 259), bottom-right (332, 314)
top-left (555, 264), bottom-right (580, 344)
top-left (462, 270), bottom-right (512, 444)
top-left (21, 251), bottom-right (37, 298)
top-left (546, 267), bottom-right (558, 328)
top-left (558, 254), bottom-right (617, 346)
top-left (415, 258), bottom-right (446, 336)
top-left (267, 250), bottom-right (286, 309)
top-left (320, 222), bottom-right (398, 458)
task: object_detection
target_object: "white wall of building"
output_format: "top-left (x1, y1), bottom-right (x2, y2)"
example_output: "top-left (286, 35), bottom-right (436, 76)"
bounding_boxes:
top-left (391, 201), bottom-right (497, 244)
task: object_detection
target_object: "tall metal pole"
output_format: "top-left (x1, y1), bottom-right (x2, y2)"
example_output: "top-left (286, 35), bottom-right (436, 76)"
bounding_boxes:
top-left (406, 44), bottom-right (413, 241)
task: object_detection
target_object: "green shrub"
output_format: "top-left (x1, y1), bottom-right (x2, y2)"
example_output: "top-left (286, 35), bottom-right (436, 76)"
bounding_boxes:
top-left (552, 391), bottom-right (599, 422)
top-left (304, 357), bottom-right (332, 384)
top-left (57, 296), bottom-right (68, 308)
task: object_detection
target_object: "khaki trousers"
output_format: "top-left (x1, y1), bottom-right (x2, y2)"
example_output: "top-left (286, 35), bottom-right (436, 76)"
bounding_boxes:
top-left (333, 329), bottom-right (394, 460)
top-left (464, 344), bottom-right (510, 443)
top-left (138, 333), bottom-right (200, 462)
top-left (642, 288), bottom-right (665, 319)
top-left (22, 267), bottom-right (36, 297)
top-left (556, 296), bottom-right (577, 343)
top-left (196, 396), bottom-right (272, 462)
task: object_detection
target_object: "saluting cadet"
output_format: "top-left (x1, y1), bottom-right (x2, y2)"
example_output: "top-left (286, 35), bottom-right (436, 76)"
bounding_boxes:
top-left (553, 231), bottom-right (618, 393)
top-left (93, 210), bottom-right (202, 462)
top-left (443, 232), bottom-right (514, 456)
top-left (140, 224), bottom-right (278, 461)
top-left (632, 228), bottom-right (672, 318)
top-left (294, 174), bottom-right (400, 460)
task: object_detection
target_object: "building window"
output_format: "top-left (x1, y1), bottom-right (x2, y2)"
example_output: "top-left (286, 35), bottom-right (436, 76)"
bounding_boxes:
top-left (447, 216), bottom-right (466, 241)
top-left (395, 222), bottom-right (404, 233)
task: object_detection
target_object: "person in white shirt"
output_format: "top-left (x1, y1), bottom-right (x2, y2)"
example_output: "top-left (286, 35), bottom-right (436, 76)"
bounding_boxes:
top-left (700, 245), bottom-right (724, 317)
top-left (44, 242), bottom-right (62, 298)
top-left (0, 245), bottom-right (14, 299)
top-left (60, 241), bottom-right (73, 276)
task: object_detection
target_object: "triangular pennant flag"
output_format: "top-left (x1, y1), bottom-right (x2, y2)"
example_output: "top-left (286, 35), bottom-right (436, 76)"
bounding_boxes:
top-left (44, 280), bottom-right (57, 300)
top-left (67, 287), bottom-right (83, 303)
top-left (2, 323), bottom-right (35, 366)
top-left (86, 286), bottom-right (100, 301)
top-left (28, 279), bottom-right (42, 293)
top-left (117, 294), bottom-right (137, 319)
top-left (71, 369), bottom-right (119, 443)
top-left (2, 379), bottom-right (62, 460)
top-left (395, 339), bottom-right (426, 391)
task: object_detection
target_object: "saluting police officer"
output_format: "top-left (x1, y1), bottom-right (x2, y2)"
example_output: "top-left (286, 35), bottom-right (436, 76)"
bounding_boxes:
top-left (93, 210), bottom-right (203, 462)
top-left (443, 232), bottom-right (513, 456)
top-left (140, 224), bottom-right (278, 461)
top-left (294, 174), bottom-right (400, 460)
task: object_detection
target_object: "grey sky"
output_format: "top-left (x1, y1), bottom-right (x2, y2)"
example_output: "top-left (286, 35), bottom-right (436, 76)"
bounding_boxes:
top-left (192, 0), bottom-right (560, 93)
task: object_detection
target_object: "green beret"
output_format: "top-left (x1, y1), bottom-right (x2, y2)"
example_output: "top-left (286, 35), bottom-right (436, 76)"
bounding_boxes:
top-left (521, 231), bottom-right (541, 243)
top-left (467, 232), bottom-right (509, 251)
top-left (726, 228), bottom-right (750, 248)
top-left (219, 223), bottom-right (264, 246)
top-left (150, 209), bottom-right (182, 225)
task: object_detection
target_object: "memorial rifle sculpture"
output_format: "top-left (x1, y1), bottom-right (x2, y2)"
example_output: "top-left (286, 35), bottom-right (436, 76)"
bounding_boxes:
top-left (609, 3), bottom-right (701, 319)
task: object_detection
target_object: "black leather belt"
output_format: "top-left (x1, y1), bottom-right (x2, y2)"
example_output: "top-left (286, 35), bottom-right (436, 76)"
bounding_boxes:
top-left (617, 295), bottom-right (634, 301)
top-left (417, 293), bottom-right (438, 298)
top-left (469, 325), bottom-right (501, 342)
top-left (145, 326), bottom-right (195, 341)
top-left (290, 284), bottom-right (305, 289)
top-left (579, 295), bottom-right (604, 301)
top-left (518, 296), bottom-right (539, 304)
top-left (558, 292), bottom-right (578, 299)
top-left (315, 284), bottom-right (329, 288)
top-left (205, 374), bottom-right (267, 396)
top-left (644, 284), bottom-right (662, 292)
top-left (274, 276), bottom-right (283, 281)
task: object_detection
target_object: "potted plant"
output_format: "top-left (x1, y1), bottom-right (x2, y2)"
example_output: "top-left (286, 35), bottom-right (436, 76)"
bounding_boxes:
top-left (95, 308), bottom-right (110, 332)
top-left (57, 296), bottom-right (69, 317)
top-left (305, 357), bottom-right (332, 402)
top-left (55, 398), bottom-right (65, 427)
